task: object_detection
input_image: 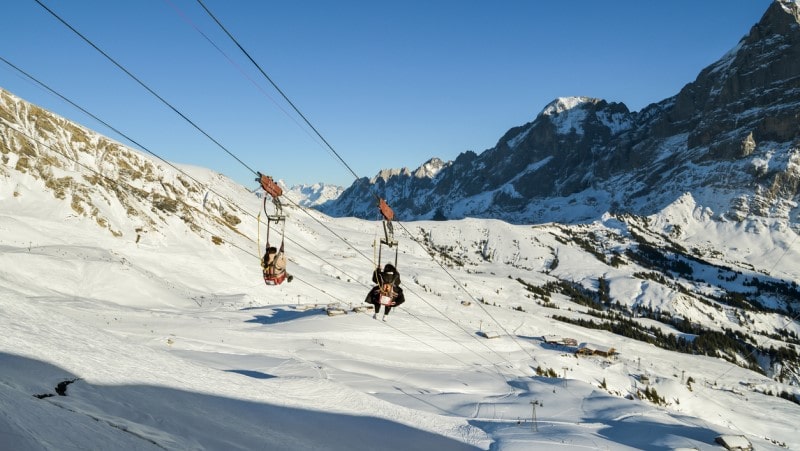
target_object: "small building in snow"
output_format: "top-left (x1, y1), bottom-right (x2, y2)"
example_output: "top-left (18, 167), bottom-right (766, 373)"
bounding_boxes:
top-left (541, 335), bottom-right (578, 347)
top-left (576, 343), bottom-right (616, 358)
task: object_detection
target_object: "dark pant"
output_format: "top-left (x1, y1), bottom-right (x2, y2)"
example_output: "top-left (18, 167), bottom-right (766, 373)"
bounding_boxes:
top-left (372, 302), bottom-right (393, 315)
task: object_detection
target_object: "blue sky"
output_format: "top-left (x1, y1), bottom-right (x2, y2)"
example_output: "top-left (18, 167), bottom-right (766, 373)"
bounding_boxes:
top-left (1, 0), bottom-right (773, 188)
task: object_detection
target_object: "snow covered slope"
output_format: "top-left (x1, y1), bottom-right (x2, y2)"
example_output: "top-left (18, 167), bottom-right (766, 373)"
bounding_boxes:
top-left (2, 91), bottom-right (800, 449)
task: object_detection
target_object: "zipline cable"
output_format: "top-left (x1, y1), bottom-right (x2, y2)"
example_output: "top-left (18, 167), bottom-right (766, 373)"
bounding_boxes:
top-left (397, 221), bottom-right (539, 363)
top-left (188, 2), bottom-right (800, 434)
top-left (0, 115), bottom-right (349, 306)
top-left (19, 2), bottom-right (382, 296)
top-left (163, 0), bottom-right (329, 154)
top-left (32, 0), bottom-right (260, 178)
top-left (30, 7), bottom-right (793, 434)
top-left (0, 53), bottom-right (370, 303)
top-left (0, 55), bottom-right (372, 307)
top-left (194, 0), bottom-right (538, 367)
top-left (194, 0), bottom-right (362, 183)
top-left (3, 117), bottom-right (500, 373)
top-left (31, 0), bottom-right (533, 374)
top-left (0, 58), bottom-right (502, 373)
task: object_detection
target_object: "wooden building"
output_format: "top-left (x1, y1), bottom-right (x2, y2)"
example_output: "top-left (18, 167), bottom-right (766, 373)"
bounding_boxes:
top-left (576, 343), bottom-right (616, 357)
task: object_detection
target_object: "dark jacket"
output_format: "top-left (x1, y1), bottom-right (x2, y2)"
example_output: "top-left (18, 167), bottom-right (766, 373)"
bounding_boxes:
top-left (365, 284), bottom-right (405, 306)
top-left (366, 264), bottom-right (405, 306)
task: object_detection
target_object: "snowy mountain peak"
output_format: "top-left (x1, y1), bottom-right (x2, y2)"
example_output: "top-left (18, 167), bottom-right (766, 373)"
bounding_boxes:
top-left (413, 157), bottom-right (449, 179)
top-left (366, 157), bottom-right (450, 184)
top-left (287, 182), bottom-right (344, 207)
top-left (540, 96), bottom-right (598, 117)
top-left (538, 97), bottom-right (601, 136)
top-left (371, 167), bottom-right (410, 183)
top-left (778, 0), bottom-right (800, 21)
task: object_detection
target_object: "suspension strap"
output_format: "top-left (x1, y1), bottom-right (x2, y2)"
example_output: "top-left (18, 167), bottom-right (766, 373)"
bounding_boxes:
top-left (377, 197), bottom-right (397, 247)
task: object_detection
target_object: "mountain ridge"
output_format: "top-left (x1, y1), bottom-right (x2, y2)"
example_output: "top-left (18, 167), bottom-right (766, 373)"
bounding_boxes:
top-left (319, 0), bottom-right (800, 227)
top-left (0, 87), bottom-right (252, 246)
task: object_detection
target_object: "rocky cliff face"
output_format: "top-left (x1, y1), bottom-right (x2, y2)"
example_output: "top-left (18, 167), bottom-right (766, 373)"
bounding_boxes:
top-left (0, 88), bottom-right (247, 241)
top-left (320, 0), bottom-right (800, 225)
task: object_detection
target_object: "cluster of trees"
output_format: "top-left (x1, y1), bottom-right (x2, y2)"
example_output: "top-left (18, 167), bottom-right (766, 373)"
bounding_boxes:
top-left (551, 312), bottom-right (767, 373)
top-left (743, 277), bottom-right (800, 309)
top-left (515, 277), bottom-right (552, 301)
top-left (534, 365), bottom-right (559, 378)
top-left (625, 229), bottom-right (796, 316)
top-left (625, 242), bottom-right (693, 277)
top-left (515, 224), bottom-right (800, 377)
top-left (638, 386), bottom-right (666, 406)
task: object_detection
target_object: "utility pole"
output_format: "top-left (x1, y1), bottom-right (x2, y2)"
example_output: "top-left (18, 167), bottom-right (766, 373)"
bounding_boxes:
top-left (530, 400), bottom-right (541, 431)
top-left (562, 366), bottom-right (569, 387)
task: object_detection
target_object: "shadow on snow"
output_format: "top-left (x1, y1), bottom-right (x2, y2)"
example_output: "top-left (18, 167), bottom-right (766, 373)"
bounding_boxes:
top-left (224, 369), bottom-right (277, 380)
top-left (243, 306), bottom-right (325, 325)
top-left (0, 352), bottom-right (481, 451)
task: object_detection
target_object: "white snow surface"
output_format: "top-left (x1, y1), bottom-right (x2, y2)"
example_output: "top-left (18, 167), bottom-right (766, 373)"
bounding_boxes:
top-left (1, 161), bottom-right (799, 450)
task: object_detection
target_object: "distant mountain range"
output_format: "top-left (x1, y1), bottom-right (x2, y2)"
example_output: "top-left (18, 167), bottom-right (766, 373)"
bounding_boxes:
top-left (319, 0), bottom-right (800, 226)
top-left (285, 183), bottom-right (344, 208)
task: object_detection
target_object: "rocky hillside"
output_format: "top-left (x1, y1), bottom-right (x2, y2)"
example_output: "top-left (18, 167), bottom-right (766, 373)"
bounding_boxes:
top-left (319, 0), bottom-right (800, 226)
top-left (0, 88), bottom-right (250, 244)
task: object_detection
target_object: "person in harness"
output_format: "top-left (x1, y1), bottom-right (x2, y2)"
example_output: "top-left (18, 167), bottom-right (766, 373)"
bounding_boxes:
top-left (263, 245), bottom-right (293, 285)
top-left (365, 263), bottom-right (405, 321)
top-left (256, 171), bottom-right (293, 286)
